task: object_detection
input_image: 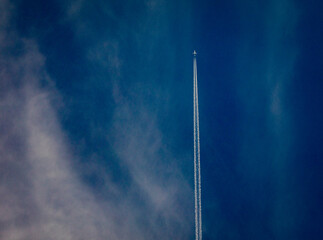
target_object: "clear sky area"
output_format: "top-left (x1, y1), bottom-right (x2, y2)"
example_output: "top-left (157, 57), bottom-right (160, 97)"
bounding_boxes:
top-left (0, 0), bottom-right (322, 239)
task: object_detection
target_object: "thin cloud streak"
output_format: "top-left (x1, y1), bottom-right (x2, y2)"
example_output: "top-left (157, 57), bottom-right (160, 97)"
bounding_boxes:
top-left (235, 0), bottom-right (300, 238)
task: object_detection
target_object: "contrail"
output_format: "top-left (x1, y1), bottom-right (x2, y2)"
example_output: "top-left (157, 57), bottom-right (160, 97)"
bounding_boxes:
top-left (196, 59), bottom-right (202, 240)
top-left (193, 50), bottom-right (202, 240)
top-left (193, 51), bottom-right (198, 240)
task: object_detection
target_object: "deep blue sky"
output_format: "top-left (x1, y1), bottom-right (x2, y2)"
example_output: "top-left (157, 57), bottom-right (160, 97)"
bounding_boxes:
top-left (1, 0), bottom-right (322, 239)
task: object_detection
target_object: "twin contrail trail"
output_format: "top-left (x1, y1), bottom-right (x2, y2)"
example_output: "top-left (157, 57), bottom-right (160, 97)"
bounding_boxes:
top-left (193, 50), bottom-right (202, 240)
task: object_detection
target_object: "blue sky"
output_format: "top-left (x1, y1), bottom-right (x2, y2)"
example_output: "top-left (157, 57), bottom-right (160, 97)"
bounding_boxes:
top-left (0, 0), bottom-right (322, 239)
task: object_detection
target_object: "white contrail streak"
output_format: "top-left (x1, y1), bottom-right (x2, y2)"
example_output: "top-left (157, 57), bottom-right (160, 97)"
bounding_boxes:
top-left (193, 51), bottom-right (202, 240)
top-left (193, 51), bottom-right (199, 240)
top-left (196, 60), bottom-right (202, 240)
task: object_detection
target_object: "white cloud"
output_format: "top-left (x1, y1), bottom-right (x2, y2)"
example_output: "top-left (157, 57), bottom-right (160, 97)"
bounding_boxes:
top-left (0, 0), bottom-right (192, 239)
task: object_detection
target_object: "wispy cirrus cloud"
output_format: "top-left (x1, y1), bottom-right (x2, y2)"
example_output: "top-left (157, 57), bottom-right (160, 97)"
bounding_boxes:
top-left (235, 0), bottom-right (300, 238)
top-left (0, 0), bottom-right (192, 239)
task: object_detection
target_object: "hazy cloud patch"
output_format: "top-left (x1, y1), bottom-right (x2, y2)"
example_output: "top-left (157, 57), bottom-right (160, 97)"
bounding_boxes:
top-left (0, 0), bottom-right (192, 239)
